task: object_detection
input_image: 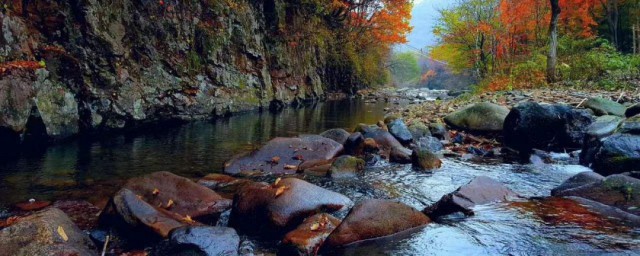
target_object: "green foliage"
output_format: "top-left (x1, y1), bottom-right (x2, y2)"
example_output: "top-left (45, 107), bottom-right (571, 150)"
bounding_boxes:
top-left (390, 52), bottom-right (421, 85)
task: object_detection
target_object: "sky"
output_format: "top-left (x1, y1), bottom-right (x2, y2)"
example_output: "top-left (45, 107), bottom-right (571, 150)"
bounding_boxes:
top-left (399, 0), bottom-right (452, 51)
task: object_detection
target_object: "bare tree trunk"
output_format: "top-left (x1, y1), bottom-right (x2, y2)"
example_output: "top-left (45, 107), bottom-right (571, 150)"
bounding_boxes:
top-left (547, 0), bottom-right (560, 83)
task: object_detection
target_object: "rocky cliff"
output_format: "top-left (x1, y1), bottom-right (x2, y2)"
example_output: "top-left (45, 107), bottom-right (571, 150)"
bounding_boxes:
top-left (0, 0), bottom-right (337, 144)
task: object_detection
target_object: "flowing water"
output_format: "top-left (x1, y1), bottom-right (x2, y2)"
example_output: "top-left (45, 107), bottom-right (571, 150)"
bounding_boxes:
top-left (0, 98), bottom-right (639, 255)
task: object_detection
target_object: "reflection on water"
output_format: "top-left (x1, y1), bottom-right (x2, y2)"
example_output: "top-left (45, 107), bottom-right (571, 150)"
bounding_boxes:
top-left (0, 99), bottom-right (389, 206)
top-left (1, 98), bottom-right (639, 255)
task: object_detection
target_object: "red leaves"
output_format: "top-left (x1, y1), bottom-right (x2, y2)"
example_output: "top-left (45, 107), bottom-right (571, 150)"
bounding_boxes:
top-left (0, 61), bottom-right (45, 76)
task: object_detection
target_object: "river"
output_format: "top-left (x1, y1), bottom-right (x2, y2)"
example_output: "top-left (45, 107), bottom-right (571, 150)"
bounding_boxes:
top-left (0, 98), bottom-right (639, 255)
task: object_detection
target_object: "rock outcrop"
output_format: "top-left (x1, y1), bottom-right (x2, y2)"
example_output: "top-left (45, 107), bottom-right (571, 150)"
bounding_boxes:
top-left (0, 1), bottom-right (353, 145)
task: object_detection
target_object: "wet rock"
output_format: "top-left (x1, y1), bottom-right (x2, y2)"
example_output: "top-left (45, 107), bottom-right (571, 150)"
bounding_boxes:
top-left (618, 115), bottom-right (640, 134)
top-left (387, 119), bottom-right (413, 144)
top-left (590, 133), bottom-right (640, 175)
top-left (407, 121), bottom-right (431, 141)
top-left (503, 102), bottom-right (594, 155)
top-left (412, 149), bottom-right (442, 171)
top-left (224, 135), bottom-right (343, 175)
top-left (322, 199), bottom-right (430, 249)
top-left (625, 103), bottom-right (640, 118)
top-left (230, 178), bottom-right (352, 234)
top-left (361, 128), bottom-right (412, 163)
top-left (551, 172), bottom-right (604, 196)
top-left (299, 159), bottom-right (335, 177)
top-left (552, 174), bottom-right (640, 217)
top-left (343, 132), bottom-right (364, 155)
top-left (428, 123), bottom-right (449, 140)
top-left (197, 174), bottom-right (253, 199)
top-left (320, 128), bottom-right (351, 145)
top-left (107, 188), bottom-right (187, 238)
top-left (153, 226), bottom-right (240, 256)
top-left (586, 115), bottom-right (624, 139)
top-left (566, 196), bottom-right (640, 227)
top-left (444, 102), bottom-right (509, 132)
top-left (413, 136), bottom-right (444, 154)
top-left (583, 97), bottom-right (625, 116)
top-left (14, 200), bottom-right (51, 211)
top-left (122, 171), bottom-right (232, 221)
top-left (423, 176), bottom-right (517, 218)
top-left (53, 200), bottom-right (102, 230)
top-left (280, 213), bottom-right (341, 256)
top-left (0, 208), bottom-right (97, 255)
top-left (329, 156), bottom-right (365, 178)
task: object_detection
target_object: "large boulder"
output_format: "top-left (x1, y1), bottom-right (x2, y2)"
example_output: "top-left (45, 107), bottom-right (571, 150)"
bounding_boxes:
top-left (102, 172), bottom-right (231, 238)
top-left (122, 171), bottom-right (232, 221)
top-left (322, 199), bottom-right (430, 249)
top-left (503, 102), bottom-right (594, 154)
top-left (328, 155), bottom-right (365, 179)
top-left (0, 208), bottom-right (97, 255)
top-left (444, 102), bottom-right (509, 132)
top-left (387, 119), bottom-right (413, 144)
top-left (153, 226), bottom-right (240, 256)
top-left (224, 135), bottom-right (343, 175)
top-left (320, 128), bottom-right (351, 145)
top-left (423, 176), bottom-right (517, 218)
top-left (230, 178), bottom-right (352, 234)
top-left (583, 97), bottom-right (626, 116)
top-left (552, 174), bottom-right (640, 217)
top-left (589, 133), bottom-right (640, 175)
top-left (280, 213), bottom-right (341, 256)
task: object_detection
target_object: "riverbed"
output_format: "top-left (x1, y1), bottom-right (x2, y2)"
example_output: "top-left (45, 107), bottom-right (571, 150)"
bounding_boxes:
top-left (1, 98), bottom-right (639, 255)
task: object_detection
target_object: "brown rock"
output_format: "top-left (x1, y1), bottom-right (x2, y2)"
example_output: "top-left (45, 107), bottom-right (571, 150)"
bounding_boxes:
top-left (230, 178), bottom-right (352, 234)
top-left (323, 199), bottom-right (430, 249)
top-left (197, 173), bottom-right (253, 199)
top-left (224, 135), bottom-right (343, 175)
top-left (423, 176), bottom-right (517, 218)
top-left (281, 213), bottom-right (341, 256)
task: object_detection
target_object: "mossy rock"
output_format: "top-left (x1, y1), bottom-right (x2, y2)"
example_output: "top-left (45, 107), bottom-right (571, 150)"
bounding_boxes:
top-left (444, 102), bottom-right (509, 132)
top-left (584, 97), bottom-right (625, 117)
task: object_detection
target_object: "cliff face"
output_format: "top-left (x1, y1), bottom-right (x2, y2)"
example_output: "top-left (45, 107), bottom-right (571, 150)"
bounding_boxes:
top-left (0, 0), bottom-right (332, 143)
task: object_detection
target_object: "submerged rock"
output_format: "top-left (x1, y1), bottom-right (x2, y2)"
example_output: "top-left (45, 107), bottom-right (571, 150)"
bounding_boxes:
top-left (322, 199), bottom-right (430, 249)
top-left (328, 155), bottom-right (365, 178)
top-left (230, 178), bottom-right (352, 234)
top-left (423, 176), bottom-right (517, 218)
top-left (153, 226), bottom-right (240, 256)
top-left (583, 97), bottom-right (626, 116)
top-left (387, 119), bottom-right (413, 144)
top-left (320, 128), bottom-right (351, 145)
top-left (444, 102), bottom-right (509, 132)
top-left (281, 213), bottom-right (341, 256)
top-left (552, 174), bottom-right (640, 217)
top-left (224, 135), bottom-right (343, 175)
top-left (0, 208), bottom-right (97, 255)
top-left (503, 102), bottom-right (593, 154)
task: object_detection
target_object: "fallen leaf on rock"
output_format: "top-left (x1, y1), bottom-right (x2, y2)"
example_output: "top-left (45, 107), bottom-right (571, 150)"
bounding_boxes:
top-left (274, 177), bottom-right (282, 186)
top-left (310, 222), bottom-right (320, 231)
top-left (182, 215), bottom-right (194, 224)
top-left (57, 226), bottom-right (68, 241)
top-left (284, 164), bottom-right (298, 170)
top-left (271, 156), bottom-right (280, 164)
top-left (275, 186), bottom-right (288, 197)
top-left (166, 199), bottom-right (174, 209)
top-left (152, 188), bottom-right (160, 195)
top-left (293, 155), bottom-right (304, 160)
